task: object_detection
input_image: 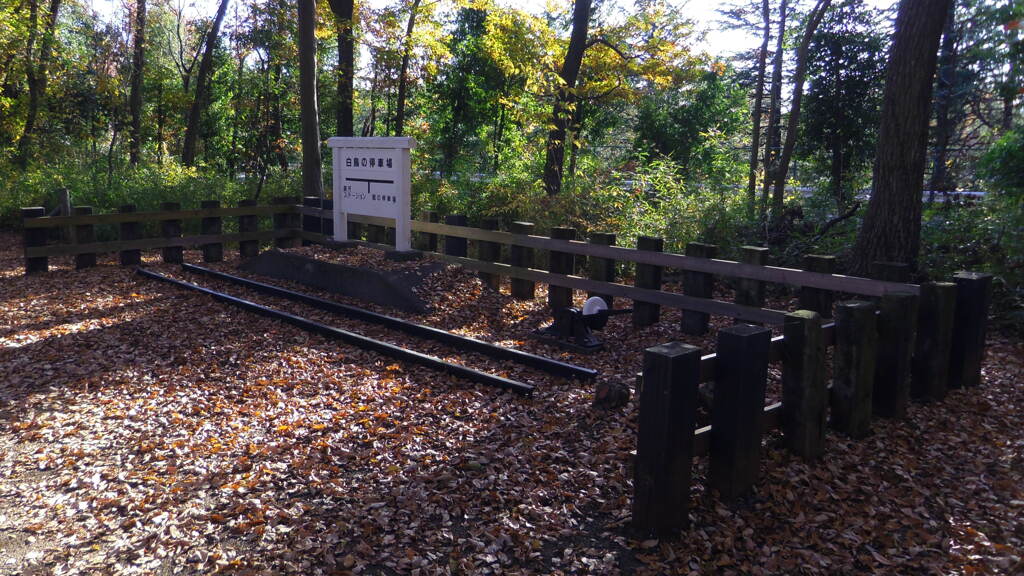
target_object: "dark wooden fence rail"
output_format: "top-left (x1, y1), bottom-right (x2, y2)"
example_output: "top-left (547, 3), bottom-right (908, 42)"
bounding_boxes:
top-left (21, 201), bottom-right (299, 272)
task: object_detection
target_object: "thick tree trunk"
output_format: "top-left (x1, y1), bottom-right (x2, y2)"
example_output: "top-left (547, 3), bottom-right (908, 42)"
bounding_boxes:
top-left (761, 0), bottom-right (788, 222)
top-left (770, 0), bottom-right (832, 220)
top-left (928, 7), bottom-right (958, 199)
top-left (543, 0), bottom-right (592, 196)
top-left (393, 0), bottom-right (421, 137)
top-left (16, 0), bottom-right (61, 166)
top-left (181, 0), bottom-right (229, 167)
top-left (852, 0), bottom-right (952, 273)
top-left (746, 0), bottom-right (771, 219)
top-left (328, 0), bottom-right (355, 137)
top-left (297, 0), bottom-right (323, 198)
top-left (128, 0), bottom-right (147, 165)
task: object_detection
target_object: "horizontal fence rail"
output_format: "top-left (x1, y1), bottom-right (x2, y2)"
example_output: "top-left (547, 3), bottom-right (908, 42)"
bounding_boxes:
top-left (296, 208), bottom-right (919, 297)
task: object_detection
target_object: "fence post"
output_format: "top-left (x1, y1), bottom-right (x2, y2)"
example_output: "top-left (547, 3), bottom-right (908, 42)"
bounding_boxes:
top-left (587, 232), bottom-right (616, 307)
top-left (873, 292), bottom-right (918, 419)
top-left (911, 281), bottom-right (956, 401)
top-left (321, 197), bottom-right (334, 238)
top-left (272, 196), bottom-right (300, 248)
top-left (735, 246), bottom-right (769, 310)
top-left (443, 214), bottom-right (468, 257)
top-left (160, 202), bottom-right (183, 264)
top-left (800, 255), bottom-right (836, 319)
top-left (831, 300), bottom-right (877, 438)
top-left (633, 236), bottom-right (664, 327)
top-left (949, 272), bottom-right (993, 389)
top-left (782, 310), bottom-right (826, 460)
top-left (200, 200), bottom-right (223, 263)
top-left (73, 207), bottom-right (96, 269)
top-left (633, 342), bottom-right (700, 536)
top-left (548, 227), bottom-right (576, 311)
top-left (681, 242), bottom-right (717, 335)
top-left (119, 204), bottom-right (141, 266)
top-left (478, 218), bottom-right (501, 290)
top-left (22, 207), bottom-right (48, 274)
top-left (710, 323), bottom-right (771, 501)
top-left (302, 196), bottom-right (320, 245)
top-left (237, 199), bottom-right (259, 259)
top-left (509, 221), bottom-right (535, 300)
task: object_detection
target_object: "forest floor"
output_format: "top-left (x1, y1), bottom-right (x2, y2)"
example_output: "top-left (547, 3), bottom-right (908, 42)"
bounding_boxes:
top-left (0, 232), bottom-right (1022, 575)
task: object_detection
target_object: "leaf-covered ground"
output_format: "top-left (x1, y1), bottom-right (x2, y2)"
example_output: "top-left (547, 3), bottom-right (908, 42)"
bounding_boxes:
top-left (1, 234), bottom-right (1021, 575)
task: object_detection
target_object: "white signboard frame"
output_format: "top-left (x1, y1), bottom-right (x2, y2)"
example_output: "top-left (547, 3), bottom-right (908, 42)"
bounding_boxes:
top-left (327, 136), bottom-right (416, 252)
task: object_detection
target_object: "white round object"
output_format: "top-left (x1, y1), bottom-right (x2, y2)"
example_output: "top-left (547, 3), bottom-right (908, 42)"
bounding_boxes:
top-left (582, 296), bottom-right (608, 316)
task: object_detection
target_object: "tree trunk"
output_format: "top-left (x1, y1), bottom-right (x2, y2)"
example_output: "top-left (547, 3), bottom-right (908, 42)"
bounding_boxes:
top-left (128, 0), bottom-right (147, 165)
top-left (746, 0), bottom-right (771, 219)
top-left (770, 0), bottom-right (832, 220)
top-left (851, 0), bottom-right (952, 273)
top-left (393, 0), bottom-right (420, 137)
top-left (1000, 56), bottom-right (1018, 132)
top-left (181, 0), bottom-right (230, 167)
top-left (928, 7), bottom-right (957, 199)
top-left (328, 0), bottom-right (355, 137)
top-left (156, 80), bottom-right (164, 165)
top-left (297, 0), bottom-right (323, 198)
top-left (16, 0), bottom-right (61, 166)
top-left (543, 0), bottom-right (592, 196)
top-left (761, 0), bottom-right (788, 222)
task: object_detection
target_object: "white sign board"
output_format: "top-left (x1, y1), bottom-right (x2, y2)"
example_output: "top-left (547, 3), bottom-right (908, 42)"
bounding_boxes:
top-left (327, 136), bottom-right (416, 252)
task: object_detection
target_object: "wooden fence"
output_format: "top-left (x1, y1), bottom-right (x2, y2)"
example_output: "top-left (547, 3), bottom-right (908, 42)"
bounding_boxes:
top-left (22, 198), bottom-right (994, 537)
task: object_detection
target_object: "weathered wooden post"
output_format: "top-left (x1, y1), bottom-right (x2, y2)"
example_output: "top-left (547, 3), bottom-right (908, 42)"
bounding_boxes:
top-left (831, 300), bottom-right (877, 438)
top-left (443, 214), bottom-right (468, 257)
top-left (200, 200), bottom-right (223, 262)
top-left (735, 246), bottom-right (769, 311)
top-left (73, 207), bottom-right (96, 269)
top-left (272, 196), bottom-right (300, 248)
top-left (710, 324), bottom-right (771, 501)
top-left (873, 291), bottom-right (918, 419)
top-left (633, 236), bottom-right (664, 327)
top-left (302, 196), bottom-right (320, 245)
top-left (119, 204), bottom-right (142, 266)
top-left (800, 255), bottom-right (836, 319)
top-left (478, 218), bottom-right (501, 290)
top-left (949, 272), bottom-right (993, 389)
top-left (911, 282), bottom-right (956, 401)
top-left (681, 242), bottom-right (717, 335)
top-left (782, 310), bottom-right (827, 460)
top-left (160, 202), bottom-right (183, 264)
top-left (633, 342), bottom-right (700, 536)
top-left (509, 221), bottom-right (535, 300)
top-left (422, 211), bottom-right (439, 252)
top-left (237, 199), bottom-right (259, 259)
top-left (22, 207), bottom-right (48, 274)
top-left (587, 232), bottom-right (616, 307)
top-left (548, 227), bottom-right (576, 311)
top-left (321, 197), bottom-right (334, 237)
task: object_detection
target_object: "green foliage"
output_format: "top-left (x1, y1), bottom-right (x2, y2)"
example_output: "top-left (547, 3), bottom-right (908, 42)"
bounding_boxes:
top-left (634, 65), bottom-right (748, 190)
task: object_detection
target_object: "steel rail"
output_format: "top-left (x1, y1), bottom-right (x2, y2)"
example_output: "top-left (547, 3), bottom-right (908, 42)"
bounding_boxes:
top-left (136, 268), bottom-right (535, 395)
top-left (180, 263), bottom-right (597, 380)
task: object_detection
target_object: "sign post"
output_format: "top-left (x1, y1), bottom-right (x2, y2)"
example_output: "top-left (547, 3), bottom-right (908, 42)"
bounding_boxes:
top-left (327, 136), bottom-right (417, 254)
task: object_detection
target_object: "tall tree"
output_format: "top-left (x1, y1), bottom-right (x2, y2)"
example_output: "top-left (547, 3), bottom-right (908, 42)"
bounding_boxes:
top-left (393, 0), bottom-right (421, 137)
top-left (851, 0), bottom-right (953, 272)
top-left (928, 6), bottom-right (959, 197)
top-left (769, 0), bottom-right (832, 219)
top-left (128, 0), bottom-right (147, 165)
top-left (15, 0), bottom-right (62, 165)
top-left (543, 0), bottom-right (592, 196)
top-left (760, 0), bottom-right (787, 220)
top-left (297, 0), bottom-right (323, 198)
top-left (181, 0), bottom-right (230, 167)
top-left (746, 0), bottom-right (771, 217)
top-left (328, 0), bottom-right (355, 137)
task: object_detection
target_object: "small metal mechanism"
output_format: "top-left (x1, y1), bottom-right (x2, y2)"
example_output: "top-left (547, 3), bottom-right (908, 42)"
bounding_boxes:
top-left (533, 296), bottom-right (632, 353)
